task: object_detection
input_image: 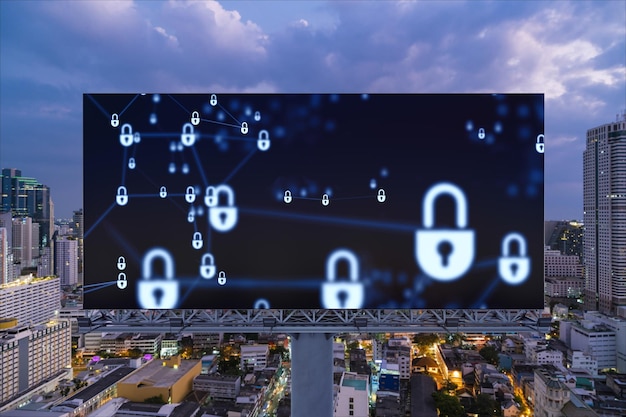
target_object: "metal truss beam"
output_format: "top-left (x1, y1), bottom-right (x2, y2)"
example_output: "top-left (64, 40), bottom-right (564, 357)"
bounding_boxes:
top-left (77, 309), bottom-right (550, 334)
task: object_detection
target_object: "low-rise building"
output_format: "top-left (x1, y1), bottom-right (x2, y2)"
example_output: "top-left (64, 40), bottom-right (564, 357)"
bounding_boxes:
top-left (193, 374), bottom-right (241, 400)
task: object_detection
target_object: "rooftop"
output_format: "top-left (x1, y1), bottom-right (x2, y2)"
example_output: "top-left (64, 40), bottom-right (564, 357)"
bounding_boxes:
top-left (119, 359), bottom-right (200, 388)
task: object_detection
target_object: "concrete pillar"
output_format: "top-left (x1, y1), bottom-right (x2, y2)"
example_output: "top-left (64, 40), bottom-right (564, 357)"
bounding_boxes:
top-left (290, 332), bottom-right (334, 417)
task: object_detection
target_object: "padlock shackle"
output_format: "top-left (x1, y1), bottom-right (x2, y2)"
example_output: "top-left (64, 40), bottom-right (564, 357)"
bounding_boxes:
top-left (182, 123), bottom-right (194, 134)
top-left (254, 299), bottom-right (270, 309)
top-left (192, 111), bottom-right (199, 118)
top-left (536, 134), bottom-right (544, 144)
top-left (326, 249), bottom-right (359, 282)
top-left (259, 129), bottom-right (269, 139)
top-left (121, 123), bottom-right (132, 134)
top-left (502, 232), bottom-right (526, 257)
top-left (202, 253), bottom-right (214, 264)
top-left (117, 186), bottom-right (127, 195)
top-left (142, 247), bottom-right (175, 280)
top-left (193, 232), bottom-right (202, 240)
top-left (423, 182), bottom-right (467, 228)
top-left (186, 186), bottom-right (195, 194)
top-left (215, 184), bottom-right (235, 206)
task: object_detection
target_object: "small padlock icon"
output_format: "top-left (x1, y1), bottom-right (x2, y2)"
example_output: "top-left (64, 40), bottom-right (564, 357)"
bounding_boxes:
top-left (415, 182), bottom-right (474, 281)
top-left (116, 186), bottom-right (129, 206)
top-left (120, 124), bottom-right (133, 147)
top-left (128, 157), bottom-right (136, 169)
top-left (181, 123), bottom-right (196, 146)
top-left (185, 186), bottom-right (196, 203)
top-left (217, 271), bottom-right (226, 285)
top-left (111, 113), bottom-right (119, 127)
top-left (498, 232), bottom-right (531, 285)
top-left (478, 128), bottom-right (485, 140)
top-left (257, 130), bottom-right (270, 151)
top-left (191, 111), bottom-right (200, 126)
top-left (192, 232), bottom-right (203, 249)
top-left (321, 249), bottom-right (364, 309)
top-left (254, 111), bottom-right (261, 121)
top-left (159, 186), bottom-right (167, 198)
top-left (117, 273), bottom-right (127, 289)
top-left (137, 248), bottom-right (179, 309)
top-left (209, 185), bottom-right (238, 232)
top-left (284, 190), bottom-right (293, 204)
top-left (241, 122), bottom-right (248, 134)
top-left (536, 134), bottom-right (544, 153)
top-left (117, 256), bottom-right (127, 270)
top-left (210, 94), bottom-right (218, 106)
top-left (199, 253), bottom-right (216, 279)
top-left (187, 209), bottom-right (195, 223)
top-left (133, 132), bottom-right (141, 143)
top-left (204, 186), bottom-right (217, 207)
top-left (322, 194), bottom-right (330, 206)
top-left (254, 299), bottom-right (270, 309)
top-left (377, 188), bottom-right (386, 203)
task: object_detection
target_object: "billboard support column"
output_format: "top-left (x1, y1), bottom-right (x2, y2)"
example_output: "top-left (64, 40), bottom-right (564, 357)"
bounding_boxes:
top-left (290, 332), bottom-right (334, 416)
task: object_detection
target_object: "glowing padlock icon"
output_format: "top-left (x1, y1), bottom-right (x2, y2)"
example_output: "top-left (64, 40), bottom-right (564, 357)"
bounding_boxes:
top-left (117, 256), bottom-right (127, 270)
top-left (209, 185), bottom-right (238, 232)
top-left (498, 232), bottom-right (531, 285)
top-left (241, 122), bottom-right (248, 134)
top-left (169, 162), bottom-right (176, 174)
top-left (284, 190), bottom-right (293, 204)
top-left (111, 113), bottom-right (119, 127)
top-left (210, 94), bottom-right (218, 106)
top-left (254, 111), bottom-right (261, 121)
top-left (205, 186), bottom-right (217, 207)
top-left (128, 157), bottom-right (136, 169)
top-left (217, 271), bottom-right (226, 285)
top-left (181, 123), bottom-right (196, 146)
top-left (133, 132), bottom-right (141, 143)
top-left (322, 194), bottom-right (330, 206)
top-left (254, 299), bottom-right (270, 309)
top-left (192, 232), bottom-right (203, 249)
top-left (137, 248), bottom-right (179, 309)
top-left (116, 186), bottom-right (129, 206)
top-left (117, 273), bottom-right (127, 289)
top-left (199, 253), bottom-right (216, 279)
top-left (159, 186), bottom-right (167, 198)
top-left (478, 128), bottom-right (485, 140)
top-left (536, 134), bottom-right (544, 153)
top-left (321, 249), bottom-right (364, 309)
top-left (119, 124), bottom-right (133, 147)
top-left (257, 130), bottom-right (270, 151)
top-left (377, 188), bottom-right (386, 203)
top-left (415, 182), bottom-right (474, 281)
top-left (191, 111), bottom-right (200, 126)
top-left (187, 209), bottom-right (195, 223)
top-left (185, 186), bottom-right (196, 203)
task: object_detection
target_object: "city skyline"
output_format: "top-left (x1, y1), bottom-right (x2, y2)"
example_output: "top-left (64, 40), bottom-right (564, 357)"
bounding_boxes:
top-left (1, 1), bottom-right (625, 220)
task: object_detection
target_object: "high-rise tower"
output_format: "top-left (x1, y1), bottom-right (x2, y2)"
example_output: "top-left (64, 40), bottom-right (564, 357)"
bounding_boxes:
top-left (583, 111), bottom-right (626, 314)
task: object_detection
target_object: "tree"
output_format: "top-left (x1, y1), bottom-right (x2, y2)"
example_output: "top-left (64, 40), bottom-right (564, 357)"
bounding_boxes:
top-left (144, 394), bottom-right (165, 404)
top-left (469, 394), bottom-right (502, 417)
top-left (432, 390), bottom-right (465, 417)
top-left (413, 333), bottom-right (440, 354)
top-left (479, 346), bottom-right (500, 366)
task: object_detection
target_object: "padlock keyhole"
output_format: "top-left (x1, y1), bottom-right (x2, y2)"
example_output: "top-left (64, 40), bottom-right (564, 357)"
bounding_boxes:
top-left (437, 241), bottom-right (453, 266)
top-left (219, 212), bottom-right (227, 224)
top-left (153, 288), bottom-right (164, 306)
top-left (337, 290), bottom-right (348, 308)
top-left (510, 263), bottom-right (518, 276)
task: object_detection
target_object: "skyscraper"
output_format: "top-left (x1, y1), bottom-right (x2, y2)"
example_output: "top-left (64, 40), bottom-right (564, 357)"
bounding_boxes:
top-left (55, 237), bottom-right (78, 287)
top-left (583, 111), bottom-right (626, 314)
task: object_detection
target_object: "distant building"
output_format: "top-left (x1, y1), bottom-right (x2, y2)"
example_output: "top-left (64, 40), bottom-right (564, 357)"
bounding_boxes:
top-left (117, 356), bottom-right (201, 403)
top-left (55, 237), bottom-right (78, 287)
top-left (333, 372), bottom-right (369, 417)
top-left (0, 320), bottom-right (71, 404)
top-left (193, 374), bottom-right (241, 400)
top-left (583, 112), bottom-right (626, 314)
top-left (0, 276), bottom-right (60, 327)
top-left (240, 344), bottom-right (269, 372)
top-left (533, 367), bottom-right (570, 417)
top-left (544, 220), bottom-right (583, 260)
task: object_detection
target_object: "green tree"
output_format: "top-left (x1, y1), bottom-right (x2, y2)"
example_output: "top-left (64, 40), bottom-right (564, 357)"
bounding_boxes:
top-left (432, 390), bottom-right (465, 417)
top-left (413, 333), bottom-right (440, 354)
top-left (469, 394), bottom-right (502, 417)
top-left (144, 394), bottom-right (165, 404)
top-left (479, 346), bottom-right (500, 366)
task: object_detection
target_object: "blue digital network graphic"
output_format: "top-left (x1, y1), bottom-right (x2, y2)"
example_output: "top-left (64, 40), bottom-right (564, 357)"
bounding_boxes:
top-left (84, 93), bottom-right (544, 309)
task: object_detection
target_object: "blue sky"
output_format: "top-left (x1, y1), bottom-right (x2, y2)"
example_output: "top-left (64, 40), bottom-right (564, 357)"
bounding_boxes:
top-left (0, 0), bottom-right (624, 220)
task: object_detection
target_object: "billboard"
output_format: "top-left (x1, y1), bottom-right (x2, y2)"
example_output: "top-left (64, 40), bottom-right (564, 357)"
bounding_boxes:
top-left (84, 93), bottom-right (543, 309)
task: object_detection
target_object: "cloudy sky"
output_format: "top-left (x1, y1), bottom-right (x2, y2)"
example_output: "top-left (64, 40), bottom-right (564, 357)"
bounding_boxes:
top-left (0, 0), bottom-right (624, 220)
